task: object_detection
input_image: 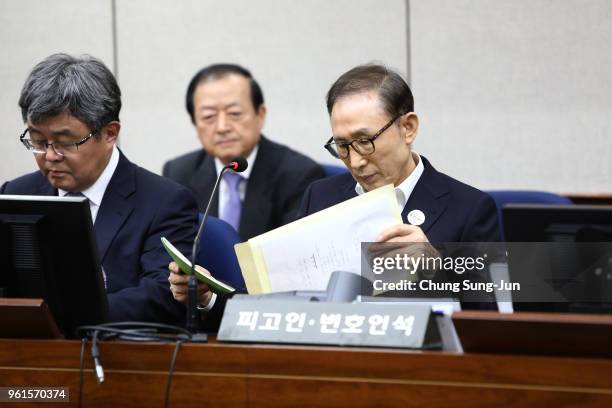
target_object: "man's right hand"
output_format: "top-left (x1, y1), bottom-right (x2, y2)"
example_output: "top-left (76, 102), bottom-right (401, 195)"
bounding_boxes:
top-left (168, 261), bottom-right (213, 306)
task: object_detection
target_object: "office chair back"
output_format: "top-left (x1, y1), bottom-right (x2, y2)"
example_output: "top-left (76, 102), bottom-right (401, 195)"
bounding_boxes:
top-left (486, 190), bottom-right (573, 239)
top-left (196, 215), bottom-right (245, 290)
top-left (322, 164), bottom-right (348, 177)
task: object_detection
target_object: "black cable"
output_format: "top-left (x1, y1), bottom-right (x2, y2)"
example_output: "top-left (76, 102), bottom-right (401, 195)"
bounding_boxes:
top-left (91, 330), bottom-right (104, 383)
top-left (188, 165), bottom-right (231, 332)
top-left (76, 324), bottom-right (193, 343)
top-left (163, 340), bottom-right (184, 408)
top-left (75, 321), bottom-right (204, 407)
top-left (78, 337), bottom-right (86, 408)
top-left (76, 321), bottom-right (193, 340)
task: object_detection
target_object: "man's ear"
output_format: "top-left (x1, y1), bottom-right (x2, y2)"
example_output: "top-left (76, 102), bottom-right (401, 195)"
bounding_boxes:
top-left (100, 121), bottom-right (121, 145)
top-left (255, 104), bottom-right (267, 130)
top-left (400, 112), bottom-right (419, 145)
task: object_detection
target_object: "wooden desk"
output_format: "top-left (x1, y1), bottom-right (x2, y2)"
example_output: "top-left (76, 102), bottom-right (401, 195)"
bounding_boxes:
top-left (0, 338), bottom-right (611, 407)
top-left (564, 193), bottom-right (612, 205)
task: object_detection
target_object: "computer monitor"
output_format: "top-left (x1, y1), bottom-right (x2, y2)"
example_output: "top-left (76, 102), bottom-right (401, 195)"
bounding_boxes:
top-left (503, 204), bottom-right (612, 313)
top-left (0, 195), bottom-right (108, 337)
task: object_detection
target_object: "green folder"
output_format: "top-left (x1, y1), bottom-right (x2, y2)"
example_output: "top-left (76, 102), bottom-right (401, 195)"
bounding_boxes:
top-left (161, 237), bottom-right (236, 294)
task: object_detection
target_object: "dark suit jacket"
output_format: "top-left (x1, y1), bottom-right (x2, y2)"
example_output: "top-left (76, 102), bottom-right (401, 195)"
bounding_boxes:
top-left (162, 136), bottom-right (326, 240)
top-left (1, 152), bottom-right (198, 324)
top-left (201, 156), bottom-right (500, 331)
top-left (297, 156), bottom-right (500, 243)
top-left (297, 156), bottom-right (500, 309)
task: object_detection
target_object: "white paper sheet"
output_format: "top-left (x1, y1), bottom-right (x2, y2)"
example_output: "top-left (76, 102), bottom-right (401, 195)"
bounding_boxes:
top-left (253, 185), bottom-right (402, 292)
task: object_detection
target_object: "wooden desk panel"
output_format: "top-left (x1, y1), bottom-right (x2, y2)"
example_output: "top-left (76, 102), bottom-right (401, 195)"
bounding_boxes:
top-left (564, 193), bottom-right (612, 205)
top-left (0, 339), bottom-right (611, 407)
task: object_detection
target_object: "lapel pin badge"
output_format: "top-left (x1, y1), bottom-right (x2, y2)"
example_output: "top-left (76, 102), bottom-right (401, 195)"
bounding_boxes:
top-left (407, 209), bottom-right (425, 226)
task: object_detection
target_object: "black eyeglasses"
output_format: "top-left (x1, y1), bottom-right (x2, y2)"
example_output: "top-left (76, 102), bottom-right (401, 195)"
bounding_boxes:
top-left (19, 128), bottom-right (96, 157)
top-left (324, 114), bottom-right (402, 159)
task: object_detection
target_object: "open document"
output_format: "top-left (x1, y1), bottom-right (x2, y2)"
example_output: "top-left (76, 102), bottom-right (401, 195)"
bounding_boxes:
top-left (235, 184), bottom-right (402, 294)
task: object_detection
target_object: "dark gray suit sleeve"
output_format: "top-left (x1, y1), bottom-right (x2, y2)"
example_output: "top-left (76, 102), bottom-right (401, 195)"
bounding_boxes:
top-left (162, 152), bottom-right (202, 187)
top-left (161, 160), bottom-right (172, 178)
top-left (280, 161), bottom-right (325, 224)
top-left (106, 186), bottom-right (198, 324)
top-left (296, 182), bottom-right (314, 220)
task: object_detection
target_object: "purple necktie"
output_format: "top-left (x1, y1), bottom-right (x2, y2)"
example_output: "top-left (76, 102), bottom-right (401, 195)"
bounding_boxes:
top-left (222, 171), bottom-right (243, 231)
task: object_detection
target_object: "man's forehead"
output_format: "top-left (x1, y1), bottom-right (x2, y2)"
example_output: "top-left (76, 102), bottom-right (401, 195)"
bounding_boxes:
top-left (27, 112), bottom-right (88, 134)
top-left (330, 94), bottom-right (388, 136)
top-left (331, 94), bottom-right (385, 122)
top-left (195, 76), bottom-right (252, 107)
top-left (198, 101), bottom-right (241, 111)
top-left (197, 74), bottom-right (250, 95)
top-left (332, 90), bottom-right (382, 112)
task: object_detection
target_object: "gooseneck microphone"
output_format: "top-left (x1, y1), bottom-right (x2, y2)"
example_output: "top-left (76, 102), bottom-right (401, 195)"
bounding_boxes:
top-left (186, 157), bottom-right (248, 333)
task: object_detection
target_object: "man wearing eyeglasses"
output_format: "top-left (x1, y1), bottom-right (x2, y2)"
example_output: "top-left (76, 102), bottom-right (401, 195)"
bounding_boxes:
top-left (1, 53), bottom-right (198, 324)
top-left (297, 63), bottom-right (500, 244)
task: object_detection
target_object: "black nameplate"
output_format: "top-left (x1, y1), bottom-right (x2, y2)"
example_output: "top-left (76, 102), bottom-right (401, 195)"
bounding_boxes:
top-left (218, 297), bottom-right (441, 349)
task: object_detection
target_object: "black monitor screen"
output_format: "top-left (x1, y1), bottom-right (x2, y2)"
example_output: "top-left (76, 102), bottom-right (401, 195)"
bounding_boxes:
top-left (503, 204), bottom-right (612, 313)
top-left (0, 195), bottom-right (108, 337)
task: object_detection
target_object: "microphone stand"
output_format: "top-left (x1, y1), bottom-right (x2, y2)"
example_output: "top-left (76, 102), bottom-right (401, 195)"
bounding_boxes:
top-left (186, 166), bottom-right (233, 334)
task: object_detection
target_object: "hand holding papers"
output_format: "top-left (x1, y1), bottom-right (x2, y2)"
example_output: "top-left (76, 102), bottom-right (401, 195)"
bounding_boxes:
top-left (235, 185), bottom-right (402, 294)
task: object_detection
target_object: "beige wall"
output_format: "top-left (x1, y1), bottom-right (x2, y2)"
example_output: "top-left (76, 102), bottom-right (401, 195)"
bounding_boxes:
top-left (115, 0), bottom-right (408, 173)
top-left (0, 0), bottom-right (114, 181)
top-left (410, 0), bottom-right (612, 192)
top-left (0, 0), bottom-right (407, 181)
top-left (1, 0), bottom-right (611, 193)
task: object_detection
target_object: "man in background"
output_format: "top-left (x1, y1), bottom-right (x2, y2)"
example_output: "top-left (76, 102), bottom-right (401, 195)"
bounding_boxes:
top-left (1, 53), bottom-right (197, 324)
top-left (163, 64), bottom-right (325, 240)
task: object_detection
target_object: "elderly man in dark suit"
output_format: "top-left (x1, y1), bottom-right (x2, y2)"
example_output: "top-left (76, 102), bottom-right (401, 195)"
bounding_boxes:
top-left (298, 64), bottom-right (499, 243)
top-left (1, 53), bottom-right (198, 324)
top-left (162, 64), bottom-right (325, 241)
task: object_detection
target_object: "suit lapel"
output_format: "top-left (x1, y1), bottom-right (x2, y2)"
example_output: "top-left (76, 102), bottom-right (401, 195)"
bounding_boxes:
top-left (188, 154), bottom-right (218, 214)
top-left (94, 152), bottom-right (136, 263)
top-left (402, 157), bottom-right (450, 235)
top-left (36, 174), bottom-right (58, 196)
top-left (338, 174), bottom-right (359, 203)
top-left (240, 137), bottom-right (274, 239)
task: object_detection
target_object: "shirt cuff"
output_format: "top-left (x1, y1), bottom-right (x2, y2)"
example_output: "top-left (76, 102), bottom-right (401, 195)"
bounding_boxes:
top-left (196, 292), bottom-right (217, 312)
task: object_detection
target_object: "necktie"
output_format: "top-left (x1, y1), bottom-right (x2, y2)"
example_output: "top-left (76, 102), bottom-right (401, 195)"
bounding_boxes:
top-left (222, 171), bottom-right (243, 231)
top-left (65, 191), bottom-right (85, 198)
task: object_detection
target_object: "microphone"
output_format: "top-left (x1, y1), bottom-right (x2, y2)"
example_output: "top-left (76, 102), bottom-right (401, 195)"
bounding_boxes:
top-left (186, 157), bottom-right (248, 333)
top-left (227, 157), bottom-right (248, 172)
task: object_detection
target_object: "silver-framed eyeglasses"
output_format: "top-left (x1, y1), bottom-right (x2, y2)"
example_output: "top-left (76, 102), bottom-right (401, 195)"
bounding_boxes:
top-left (324, 114), bottom-right (402, 159)
top-left (19, 128), bottom-right (96, 157)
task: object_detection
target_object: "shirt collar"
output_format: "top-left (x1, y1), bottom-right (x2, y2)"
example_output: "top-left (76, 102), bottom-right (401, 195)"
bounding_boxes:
top-left (214, 143), bottom-right (259, 180)
top-left (354, 152), bottom-right (424, 208)
top-left (59, 144), bottom-right (120, 206)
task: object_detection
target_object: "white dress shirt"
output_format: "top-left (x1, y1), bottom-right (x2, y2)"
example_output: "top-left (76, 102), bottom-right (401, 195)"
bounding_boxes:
top-left (354, 152), bottom-right (424, 208)
top-left (59, 144), bottom-right (120, 223)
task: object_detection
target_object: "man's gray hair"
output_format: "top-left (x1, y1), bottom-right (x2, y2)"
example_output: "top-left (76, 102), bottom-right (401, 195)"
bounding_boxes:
top-left (326, 64), bottom-right (414, 119)
top-left (19, 53), bottom-right (121, 131)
